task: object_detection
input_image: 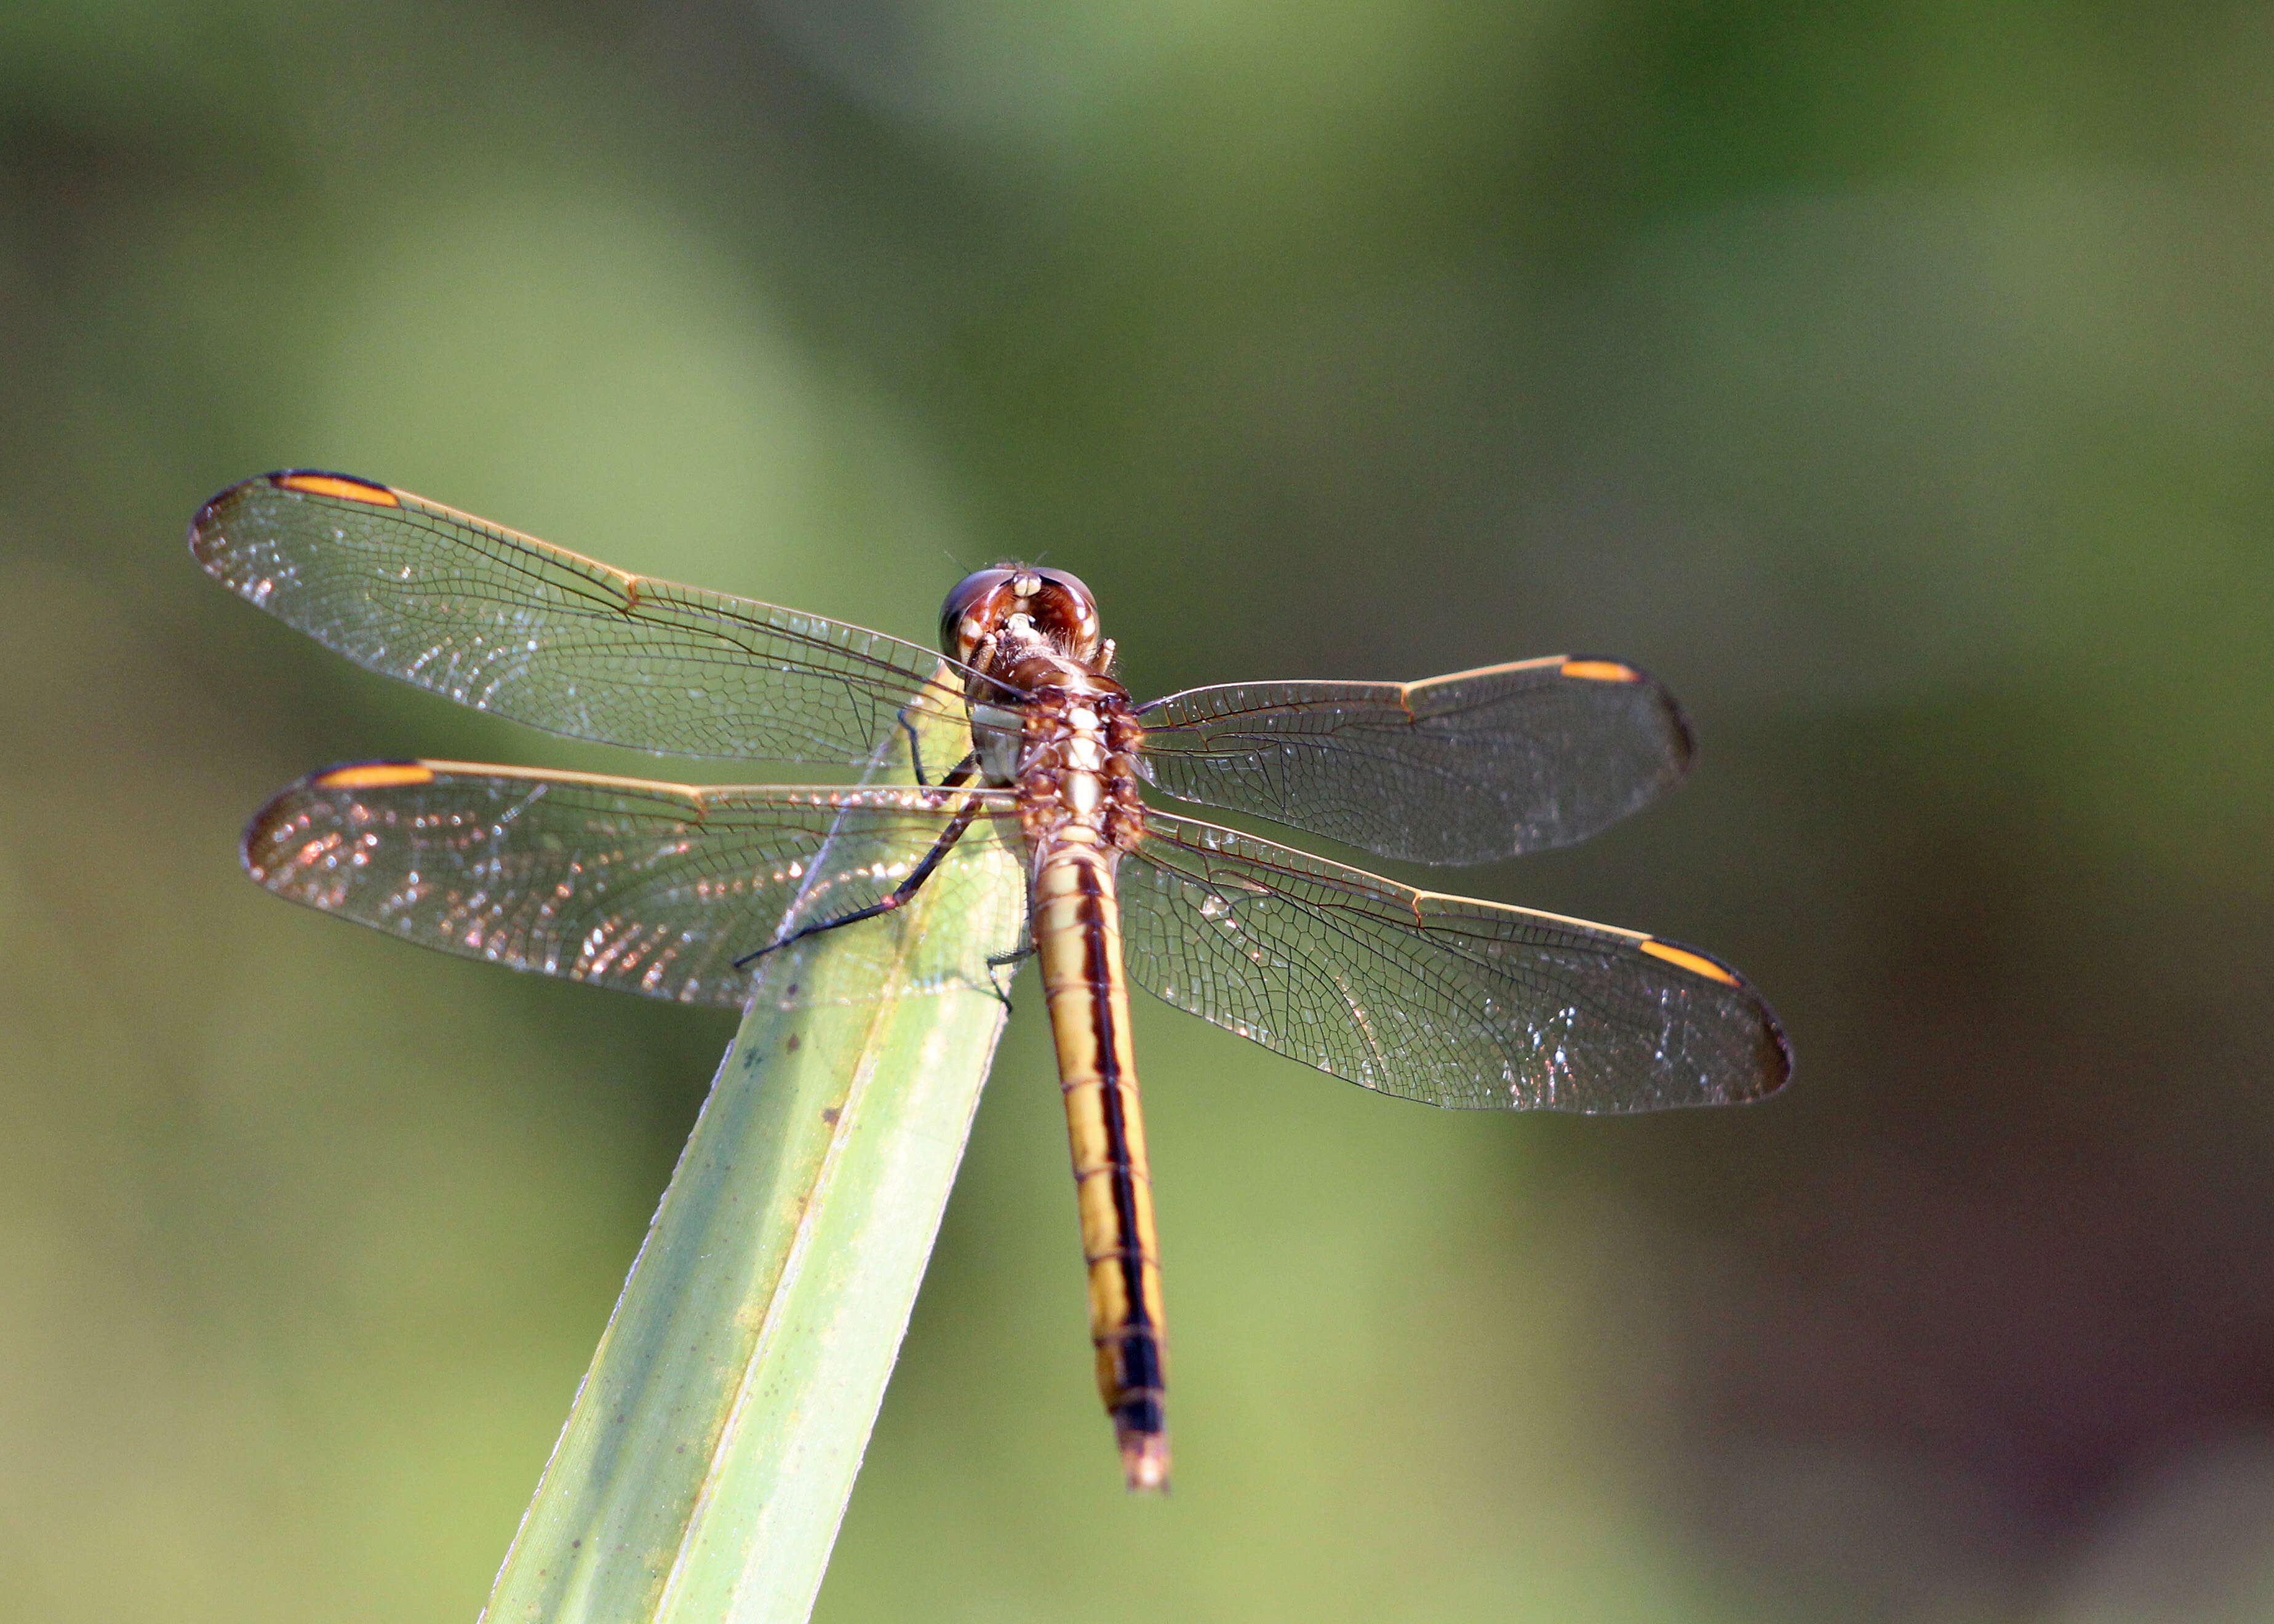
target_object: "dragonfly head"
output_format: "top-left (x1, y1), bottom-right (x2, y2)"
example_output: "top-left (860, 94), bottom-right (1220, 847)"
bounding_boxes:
top-left (940, 565), bottom-right (1103, 668)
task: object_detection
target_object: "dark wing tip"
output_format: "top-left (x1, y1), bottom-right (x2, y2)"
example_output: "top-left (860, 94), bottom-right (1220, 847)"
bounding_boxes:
top-left (190, 468), bottom-right (400, 556)
top-left (1638, 933), bottom-right (1793, 1102)
top-left (1736, 984), bottom-right (1796, 1100)
top-left (238, 758), bottom-right (433, 882)
top-left (1763, 1010), bottom-right (1795, 1092)
top-left (238, 775), bottom-right (308, 882)
top-left (188, 472), bottom-right (263, 559)
top-left (1562, 653), bottom-right (1698, 782)
top-left (1659, 685), bottom-right (1699, 781)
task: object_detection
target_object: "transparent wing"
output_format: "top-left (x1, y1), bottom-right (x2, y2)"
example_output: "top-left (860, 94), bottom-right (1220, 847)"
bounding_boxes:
top-left (192, 471), bottom-right (983, 761)
top-left (1117, 811), bottom-right (1788, 1112)
top-left (241, 761), bottom-right (1027, 1005)
top-left (1133, 657), bottom-right (1694, 864)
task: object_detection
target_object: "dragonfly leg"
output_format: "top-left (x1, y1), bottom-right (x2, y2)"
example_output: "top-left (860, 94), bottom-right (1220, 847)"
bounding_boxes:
top-left (733, 795), bottom-right (985, 968)
top-left (898, 705), bottom-right (979, 787)
top-left (984, 942), bottom-right (1036, 1011)
top-left (896, 712), bottom-right (928, 784)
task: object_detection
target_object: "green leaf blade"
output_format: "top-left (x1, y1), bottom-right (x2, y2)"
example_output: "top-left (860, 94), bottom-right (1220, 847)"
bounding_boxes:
top-left (482, 702), bottom-right (1019, 1624)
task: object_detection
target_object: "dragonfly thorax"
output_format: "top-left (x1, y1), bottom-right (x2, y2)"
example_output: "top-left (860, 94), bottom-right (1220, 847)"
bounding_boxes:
top-left (968, 701), bottom-right (1026, 784)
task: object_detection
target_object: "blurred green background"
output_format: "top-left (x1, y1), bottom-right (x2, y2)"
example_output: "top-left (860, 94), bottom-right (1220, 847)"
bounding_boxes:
top-left (6, 1), bottom-right (2274, 1619)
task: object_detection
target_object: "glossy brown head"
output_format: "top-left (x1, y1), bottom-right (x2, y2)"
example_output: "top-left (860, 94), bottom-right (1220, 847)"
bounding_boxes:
top-left (939, 565), bottom-right (1103, 667)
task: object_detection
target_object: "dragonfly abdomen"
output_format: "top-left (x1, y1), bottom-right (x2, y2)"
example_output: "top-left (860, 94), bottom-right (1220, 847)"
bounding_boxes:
top-left (1032, 830), bottom-right (1169, 1492)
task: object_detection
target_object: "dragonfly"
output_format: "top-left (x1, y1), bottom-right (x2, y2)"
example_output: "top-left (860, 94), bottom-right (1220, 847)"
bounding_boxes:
top-left (192, 469), bottom-right (1791, 1492)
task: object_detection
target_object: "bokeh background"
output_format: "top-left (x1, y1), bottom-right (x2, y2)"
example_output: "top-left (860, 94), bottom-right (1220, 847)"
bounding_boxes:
top-left (6, 2), bottom-right (2274, 1619)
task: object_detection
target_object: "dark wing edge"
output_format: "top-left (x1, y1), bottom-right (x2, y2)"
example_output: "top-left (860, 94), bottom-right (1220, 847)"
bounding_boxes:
top-left (190, 471), bottom-right (991, 763)
top-left (240, 758), bottom-right (1026, 1005)
top-left (1115, 810), bottom-right (1789, 1112)
top-left (1133, 655), bottom-right (1696, 865)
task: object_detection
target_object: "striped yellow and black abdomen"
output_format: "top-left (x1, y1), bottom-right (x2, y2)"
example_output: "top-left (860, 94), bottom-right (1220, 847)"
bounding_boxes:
top-left (1032, 827), bottom-right (1169, 1492)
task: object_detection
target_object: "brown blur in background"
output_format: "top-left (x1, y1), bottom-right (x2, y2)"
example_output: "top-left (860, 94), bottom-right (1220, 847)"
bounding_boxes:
top-left (7, 3), bottom-right (2274, 1620)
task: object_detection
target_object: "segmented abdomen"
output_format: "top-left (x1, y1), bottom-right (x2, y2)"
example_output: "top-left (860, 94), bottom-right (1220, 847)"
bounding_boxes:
top-left (1031, 826), bottom-right (1168, 1491)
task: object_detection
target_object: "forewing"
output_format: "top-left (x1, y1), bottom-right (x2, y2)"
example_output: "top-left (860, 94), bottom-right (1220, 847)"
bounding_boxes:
top-left (1117, 811), bottom-right (1789, 1111)
top-left (242, 762), bottom-right (1026, 1005)
top-left (192, 471), bottom-right (976, 760)
top-left (1135, 657), bottom-right (1694, 864)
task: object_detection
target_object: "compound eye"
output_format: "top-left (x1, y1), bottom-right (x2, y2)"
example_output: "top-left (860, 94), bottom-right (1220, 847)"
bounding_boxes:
top-left (1031, 568), bottom-right (1102, 661)
top-left (938, 568), bottom-right (1015, 659)
top-left (1034, 568), bottom-right (1095, 617)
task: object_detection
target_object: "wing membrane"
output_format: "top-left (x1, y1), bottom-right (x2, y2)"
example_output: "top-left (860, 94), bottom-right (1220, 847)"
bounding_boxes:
top-left (1135, 658), bottom-right (1694, 864)
top-left (1117, 811), bottom-right (1787, 1111)
top-left (192, 471), bottom-right (980, 761)
top-left (242, 761), bottom-right (1026, 1005)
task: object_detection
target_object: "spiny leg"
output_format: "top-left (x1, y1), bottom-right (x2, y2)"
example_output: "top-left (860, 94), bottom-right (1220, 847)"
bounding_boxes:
top-left (984, 941), bottom-right (1037, 1011)
top-left (895, 688), bottom-right (986, 789)
top-left (733, 786), bottom-right (986, 969)
top-left (896, 712), bottom-right (938, 786)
